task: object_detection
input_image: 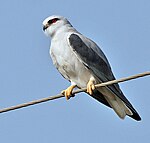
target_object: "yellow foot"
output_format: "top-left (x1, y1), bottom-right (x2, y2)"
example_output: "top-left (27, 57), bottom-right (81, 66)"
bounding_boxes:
top-left (61, 85), bottom-right (76, 100)
top-left (87, 79), bottom-right (95, 95)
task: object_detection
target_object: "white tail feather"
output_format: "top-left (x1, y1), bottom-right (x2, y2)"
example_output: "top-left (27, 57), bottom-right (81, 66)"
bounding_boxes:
top-left (104, 95), bottom-right (133, 119)
top-left (97, 87), bottom-right (133, 119)
top-left (104, 96), bottom-right (126, 119)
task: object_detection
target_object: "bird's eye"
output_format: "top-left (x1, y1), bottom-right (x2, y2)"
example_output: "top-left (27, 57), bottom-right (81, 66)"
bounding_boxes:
top-left (48, 18), bottom-right (60, 25)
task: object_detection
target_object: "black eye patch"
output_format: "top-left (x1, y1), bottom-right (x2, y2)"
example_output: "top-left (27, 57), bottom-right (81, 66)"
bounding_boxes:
top-left (48, 18), bottom-right (60, 25)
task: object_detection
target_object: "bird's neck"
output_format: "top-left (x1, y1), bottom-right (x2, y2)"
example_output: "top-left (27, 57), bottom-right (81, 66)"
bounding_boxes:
top-left (51, 24), bottom-right (77, 39)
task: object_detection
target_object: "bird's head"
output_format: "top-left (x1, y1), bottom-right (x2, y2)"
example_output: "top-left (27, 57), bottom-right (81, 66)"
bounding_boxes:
top-left (42, 15), bottom-right (71, 37)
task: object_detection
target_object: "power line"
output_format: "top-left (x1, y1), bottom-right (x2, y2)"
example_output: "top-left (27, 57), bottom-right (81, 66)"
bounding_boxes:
top-left (0, 71), bottom-right (150, 114)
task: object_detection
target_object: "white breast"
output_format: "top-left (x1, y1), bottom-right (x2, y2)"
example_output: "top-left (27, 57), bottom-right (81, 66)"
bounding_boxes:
top-left (50, 32), bottom-right (93, 88)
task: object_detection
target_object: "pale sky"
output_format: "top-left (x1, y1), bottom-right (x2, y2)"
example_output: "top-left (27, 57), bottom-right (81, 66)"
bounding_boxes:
top-left (0, 0), bottom-right (150, 143)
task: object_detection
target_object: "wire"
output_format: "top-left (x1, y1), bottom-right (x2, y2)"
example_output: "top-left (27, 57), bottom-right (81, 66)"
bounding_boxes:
top-left (0, 71), bottom-right (150, 114)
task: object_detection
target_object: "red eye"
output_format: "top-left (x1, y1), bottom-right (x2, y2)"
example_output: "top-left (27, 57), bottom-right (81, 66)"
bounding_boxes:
top-left (52, 18), bottom-right (57, 23)
top-left (48, 18), bottom-right (60, 25)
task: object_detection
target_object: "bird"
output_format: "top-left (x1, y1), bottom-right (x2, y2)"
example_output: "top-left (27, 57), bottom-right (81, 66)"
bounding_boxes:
top-left (42, 15), bottom-right (141, 121)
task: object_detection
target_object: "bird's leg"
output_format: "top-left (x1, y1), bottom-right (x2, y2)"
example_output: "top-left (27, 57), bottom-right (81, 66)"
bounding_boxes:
top-left (61, 85), bottom-right (76, 100)
top-left (87, 78), bottom-right (96, 95)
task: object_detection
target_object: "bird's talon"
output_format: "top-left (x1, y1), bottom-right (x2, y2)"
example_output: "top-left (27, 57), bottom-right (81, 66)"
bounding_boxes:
top-left (92, 84), bottom-right (95, 90)
top-left (61, 90), bottom-right (65, 94)
top-left (61, 85), bottom-right (76, 100)
top-left (87, 80), bottom-right (95, 95)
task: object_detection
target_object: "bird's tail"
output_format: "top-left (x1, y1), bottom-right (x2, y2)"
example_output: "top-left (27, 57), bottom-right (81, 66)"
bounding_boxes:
top-left (90, 89), bottom-right (141, 121)
top-left (104, 95), bottom-right (133, 119)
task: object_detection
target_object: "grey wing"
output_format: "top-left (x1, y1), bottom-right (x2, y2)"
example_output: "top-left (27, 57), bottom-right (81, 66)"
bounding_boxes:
top-left (68, 33), bottom-right (138, 114)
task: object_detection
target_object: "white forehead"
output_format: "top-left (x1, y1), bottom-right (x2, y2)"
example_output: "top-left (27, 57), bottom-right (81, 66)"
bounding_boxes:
top-left (42, 15), bottom-right (65, 25)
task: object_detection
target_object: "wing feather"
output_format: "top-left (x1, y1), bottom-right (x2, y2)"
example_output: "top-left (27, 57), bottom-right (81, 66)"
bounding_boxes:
top-left (68, 33), bottom-right (141, 121)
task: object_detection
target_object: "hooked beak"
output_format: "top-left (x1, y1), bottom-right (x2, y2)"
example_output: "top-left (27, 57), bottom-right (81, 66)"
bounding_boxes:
top-left (43, 23), bottom-right (49, 31)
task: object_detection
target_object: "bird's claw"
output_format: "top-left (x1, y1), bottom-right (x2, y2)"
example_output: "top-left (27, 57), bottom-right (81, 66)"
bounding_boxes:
top-left (61, 85), bottom-right (76, 100)
top-left (87, 80), bottom-right (95, 95)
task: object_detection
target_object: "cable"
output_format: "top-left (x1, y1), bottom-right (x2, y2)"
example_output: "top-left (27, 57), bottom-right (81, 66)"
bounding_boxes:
top-left (0, 71), bottom-right (149, 114)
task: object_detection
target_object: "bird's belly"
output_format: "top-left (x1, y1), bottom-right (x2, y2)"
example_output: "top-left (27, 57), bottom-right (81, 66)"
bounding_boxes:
top-left (62, 57), bottom-right (92, 88)
top-left (51, 48), bottom-right (93, 88)
top-left (68, 59), bottom-right (92, 88)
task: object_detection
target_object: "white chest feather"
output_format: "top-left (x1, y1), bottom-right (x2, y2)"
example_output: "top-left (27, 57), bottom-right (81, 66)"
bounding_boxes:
top-left (50, 33), bottom-right (93, 88)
